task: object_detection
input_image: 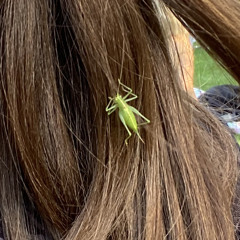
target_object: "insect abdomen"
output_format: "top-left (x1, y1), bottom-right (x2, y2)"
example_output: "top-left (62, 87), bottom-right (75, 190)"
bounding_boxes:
top-left (119, 108), bottom-right (138, 132)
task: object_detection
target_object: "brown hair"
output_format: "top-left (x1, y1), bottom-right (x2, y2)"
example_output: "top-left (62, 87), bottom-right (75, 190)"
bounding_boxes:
top-left (0, 0), bottom-right (239, 239)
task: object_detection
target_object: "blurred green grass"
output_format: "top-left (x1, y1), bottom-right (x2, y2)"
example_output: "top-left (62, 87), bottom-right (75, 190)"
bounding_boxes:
top-left (193, 46), bottom-right (240, 143)
top-left (235, 134), bottom-right (240, 144)
top-left (194, 47), bottom-right (237, 90)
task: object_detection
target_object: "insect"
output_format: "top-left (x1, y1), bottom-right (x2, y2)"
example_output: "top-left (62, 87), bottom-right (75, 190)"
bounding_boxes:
top-left (106, 79), bottom-right (150, 145)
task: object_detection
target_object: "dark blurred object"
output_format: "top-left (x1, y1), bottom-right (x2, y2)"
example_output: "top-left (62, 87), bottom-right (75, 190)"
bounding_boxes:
top-left (199, 85), bottom-right (240, 122)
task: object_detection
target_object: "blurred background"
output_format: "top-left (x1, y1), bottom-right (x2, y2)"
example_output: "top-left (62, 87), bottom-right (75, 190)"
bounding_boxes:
top-left (192, 40), bottom-right (240, 143)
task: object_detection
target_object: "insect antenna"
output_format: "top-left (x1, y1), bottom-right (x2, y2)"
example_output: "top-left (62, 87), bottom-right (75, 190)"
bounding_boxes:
top-left (117, 80), bottom-right (120, 94)
top-left (117, 39), bottom-right (125, 94)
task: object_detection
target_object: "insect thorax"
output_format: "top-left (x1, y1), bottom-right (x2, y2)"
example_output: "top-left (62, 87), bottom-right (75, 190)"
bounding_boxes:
top-left (114, 95), bottom-right (127, 110)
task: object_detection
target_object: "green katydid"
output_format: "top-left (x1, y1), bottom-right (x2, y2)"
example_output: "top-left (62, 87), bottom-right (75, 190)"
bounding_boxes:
top-left (106, 79), bottom-right (150, 145)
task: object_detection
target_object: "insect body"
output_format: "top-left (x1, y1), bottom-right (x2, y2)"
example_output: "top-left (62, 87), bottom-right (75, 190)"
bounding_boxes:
top-left (106, 79), bottom-right (150, 145)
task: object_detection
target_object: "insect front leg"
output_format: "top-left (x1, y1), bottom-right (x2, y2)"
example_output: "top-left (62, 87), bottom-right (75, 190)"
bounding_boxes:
top-left (118, 79), bottom-right (136, 99)
top-left (118, 79), bottom-right (133, 93)
top-left (107, 106), bottom-right (117, 115)
top-left (118, 111), bottom-right (132, 145)
top-left (120, 84), bottom-right (137, 101)
top-left (129, 106), bottom-right (150, 126)
top-left (106, 98), bottom-right (117, 115)
top-left (124, 93), bottom-right (138, 102)
top-left (118, 79), bottom-right (138, 102)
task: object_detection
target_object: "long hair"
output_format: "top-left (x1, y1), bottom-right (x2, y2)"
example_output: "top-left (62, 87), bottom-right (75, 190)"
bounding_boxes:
top-left (0, 0), bottom-right (238, 239)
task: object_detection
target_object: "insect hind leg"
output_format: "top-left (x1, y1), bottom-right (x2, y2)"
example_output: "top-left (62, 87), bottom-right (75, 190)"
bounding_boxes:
top-left (129, 106), bottom-right (150, 125)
